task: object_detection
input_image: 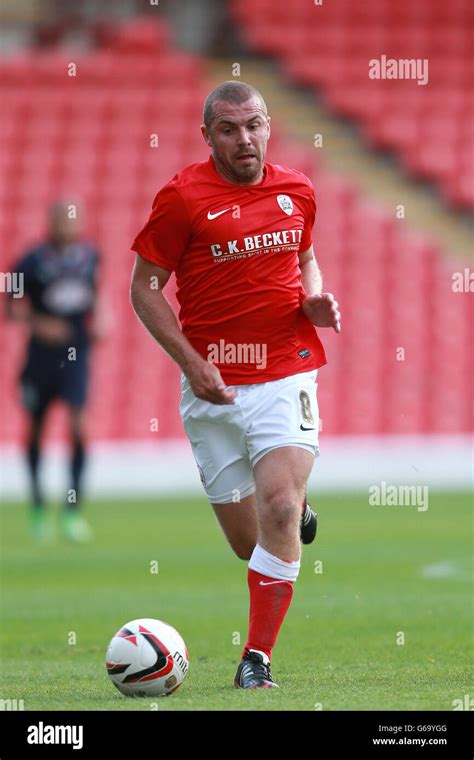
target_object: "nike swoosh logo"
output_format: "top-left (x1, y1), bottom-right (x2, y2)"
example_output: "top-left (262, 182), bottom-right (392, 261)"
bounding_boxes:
top-left (207, 207), bottom-right (232, 220)
top-left (300, 424), bottom-right (315, 431)
top-left (259, 580), bottom-right (289, 586)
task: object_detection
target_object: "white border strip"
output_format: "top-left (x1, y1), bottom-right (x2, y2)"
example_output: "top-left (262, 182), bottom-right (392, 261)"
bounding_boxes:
top-left (0, 435), bottom-right (472, 500)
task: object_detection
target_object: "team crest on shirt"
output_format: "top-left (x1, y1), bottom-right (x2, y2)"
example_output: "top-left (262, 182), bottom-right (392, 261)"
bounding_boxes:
top-left (277, 194), bottom-right (294, 216)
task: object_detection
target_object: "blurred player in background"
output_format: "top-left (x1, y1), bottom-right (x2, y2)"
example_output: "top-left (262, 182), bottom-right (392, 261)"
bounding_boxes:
top-left (130, 82), bottom-right (340, 689)
top-left (6, 201), bottom-right (105, 544)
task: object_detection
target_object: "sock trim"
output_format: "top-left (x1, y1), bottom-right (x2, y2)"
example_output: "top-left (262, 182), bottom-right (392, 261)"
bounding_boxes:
top-left (248, 542), bottom-right (300, 581)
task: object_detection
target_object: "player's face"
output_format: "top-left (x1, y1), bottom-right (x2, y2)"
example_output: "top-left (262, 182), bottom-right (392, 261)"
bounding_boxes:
top-left (49, 205), bottom-right (82, 246)
top-left (201, 98), bottom-right (271, 185)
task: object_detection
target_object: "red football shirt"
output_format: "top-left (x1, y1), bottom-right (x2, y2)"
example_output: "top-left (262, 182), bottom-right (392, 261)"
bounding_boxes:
top-left (131, 155), bottom-right (327, 384)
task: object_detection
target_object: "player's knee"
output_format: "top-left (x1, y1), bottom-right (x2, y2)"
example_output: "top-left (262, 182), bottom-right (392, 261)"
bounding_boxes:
top-left (262, 487), bottom-right (300, 513)
top-left (274, 506), bottom-right (298, 534)
top-left (261, 490), bottom-right (301, 530)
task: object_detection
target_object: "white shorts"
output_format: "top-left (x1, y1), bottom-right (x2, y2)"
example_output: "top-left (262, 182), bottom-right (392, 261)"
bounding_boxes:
top-left (179, 368), bottom-right (320, 504)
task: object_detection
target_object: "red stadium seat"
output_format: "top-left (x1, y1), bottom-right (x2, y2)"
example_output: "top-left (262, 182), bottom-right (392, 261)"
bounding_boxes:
top-left (0, 14), bottom-right (472, 445)
top-left (231, 0), bottom-right (474, 211)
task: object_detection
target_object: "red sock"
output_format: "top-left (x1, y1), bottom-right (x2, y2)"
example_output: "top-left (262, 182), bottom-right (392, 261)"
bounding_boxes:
top-left (242, 568), bottom-right (295, 661)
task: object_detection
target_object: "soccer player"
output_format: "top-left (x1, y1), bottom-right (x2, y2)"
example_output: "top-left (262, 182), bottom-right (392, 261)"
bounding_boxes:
top-left (130, 81), bottom-right (340, 689)
top-left (7, 201), bottom-right (104, 543)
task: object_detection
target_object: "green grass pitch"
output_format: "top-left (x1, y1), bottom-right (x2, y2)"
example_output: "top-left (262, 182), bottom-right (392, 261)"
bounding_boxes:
top-left (0, 491), bottom-right (472, 711)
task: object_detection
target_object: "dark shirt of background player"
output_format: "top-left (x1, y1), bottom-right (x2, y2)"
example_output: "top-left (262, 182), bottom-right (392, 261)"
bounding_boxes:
top-left (6, 201), bottom-right (106, 544)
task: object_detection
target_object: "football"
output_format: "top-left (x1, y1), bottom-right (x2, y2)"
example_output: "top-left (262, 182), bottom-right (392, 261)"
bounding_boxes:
top-left (106, 618), bottom-right (189, 697)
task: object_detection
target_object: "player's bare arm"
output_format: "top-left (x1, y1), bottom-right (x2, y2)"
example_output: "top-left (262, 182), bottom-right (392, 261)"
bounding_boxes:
top-left (130, 254), bottom-right (237, 405)
top-left (298, 245), bottom-right (322, 295)
top-left (299, 245), bottom-right (341, 334)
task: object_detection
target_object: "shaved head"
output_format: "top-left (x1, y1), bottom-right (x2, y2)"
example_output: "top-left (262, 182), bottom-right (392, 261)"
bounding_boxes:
top-left (201, 81), bottom-right (271, 185)
top-left (49, 198), bottom-right (83, 245)
top-left (203, 81), bottom-right (267, 128)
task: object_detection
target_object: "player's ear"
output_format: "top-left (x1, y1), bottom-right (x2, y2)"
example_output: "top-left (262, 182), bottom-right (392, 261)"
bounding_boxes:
top-left (266, 115), bottom-right (271, 138)
top-left (201, 124), bottom-right (212, 147)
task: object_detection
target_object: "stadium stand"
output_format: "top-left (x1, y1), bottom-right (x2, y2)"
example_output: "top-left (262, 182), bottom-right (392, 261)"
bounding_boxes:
top-left (230, 0), bottom-right (474, 209)
top-left (1, 14), bottom-right (472, 449)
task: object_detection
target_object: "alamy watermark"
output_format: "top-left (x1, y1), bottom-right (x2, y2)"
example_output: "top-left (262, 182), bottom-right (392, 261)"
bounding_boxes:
top-left (0, 271), bottom-right (23, 298)
top-left (207, 340), bottom-right (267, 370)
top-left (452, 268), bottom-right (473, 293)
top-left (369, 55), bottom-right (429, 86)
top-left (369, 481), bottom-right (429, 512)
top-left (27, 722), bottom-right (83, 749)
top-left (452, 694), bottom-right (473, 710)
top-left (0, 698), bottom-right (25, 710)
